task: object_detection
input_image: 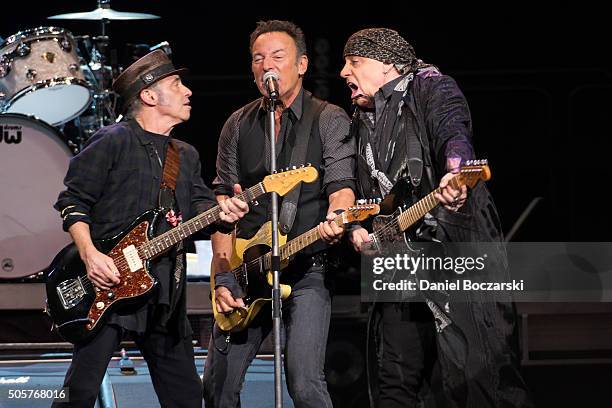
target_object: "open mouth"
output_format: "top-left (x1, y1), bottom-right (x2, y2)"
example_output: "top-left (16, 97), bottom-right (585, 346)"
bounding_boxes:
top-left (347, 81), bottom-right (364, 100)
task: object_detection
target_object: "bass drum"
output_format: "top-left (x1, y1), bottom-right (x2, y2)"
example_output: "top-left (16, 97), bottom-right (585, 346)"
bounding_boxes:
top-left (0, 113), bottom-right (72, 279)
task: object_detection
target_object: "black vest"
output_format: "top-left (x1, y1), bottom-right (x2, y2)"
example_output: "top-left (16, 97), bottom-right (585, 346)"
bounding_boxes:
top-left (236, 91), bottom-right (329, 255)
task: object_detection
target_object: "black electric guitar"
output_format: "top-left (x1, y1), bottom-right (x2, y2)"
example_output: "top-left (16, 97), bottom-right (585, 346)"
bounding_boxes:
top-left (369, 160), bottom-right (491, 249)
top-left (212, 204), bottom-right (380, 332)
top-left (45, 166), bottom-right (318, 344)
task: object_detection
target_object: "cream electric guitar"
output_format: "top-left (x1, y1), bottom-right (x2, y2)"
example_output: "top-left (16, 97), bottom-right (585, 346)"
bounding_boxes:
top-left (212, 204), bottom-right (380, 332)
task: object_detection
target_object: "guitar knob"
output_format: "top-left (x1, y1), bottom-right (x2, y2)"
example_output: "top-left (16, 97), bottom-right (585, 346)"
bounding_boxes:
top-left (96, 301), bottom-right (105, 310)
top-left (107, 292), bottom-right (115, 299)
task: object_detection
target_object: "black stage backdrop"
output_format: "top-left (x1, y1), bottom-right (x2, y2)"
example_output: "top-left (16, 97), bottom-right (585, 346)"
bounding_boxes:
top-left (2, 2), bottom-right (611, 241)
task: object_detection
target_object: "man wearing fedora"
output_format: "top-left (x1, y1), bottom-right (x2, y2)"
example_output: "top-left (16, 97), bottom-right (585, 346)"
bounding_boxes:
top-left (53, 49), bottom-right (249, 408)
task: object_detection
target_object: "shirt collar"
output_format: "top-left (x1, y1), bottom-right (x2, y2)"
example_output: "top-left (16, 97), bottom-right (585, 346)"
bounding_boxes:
top-left (258, 86), bottom-right (304, 120)
top-left (128, 119), bottom-right (172, 146)
top-left (373, 75), bottom-right (408, 122)
top-left (377, 75), bottom-right (405, 101)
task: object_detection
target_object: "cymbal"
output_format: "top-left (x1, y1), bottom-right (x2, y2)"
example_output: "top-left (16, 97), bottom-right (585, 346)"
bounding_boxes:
top-left (48, 7), bottom-right (160, 21)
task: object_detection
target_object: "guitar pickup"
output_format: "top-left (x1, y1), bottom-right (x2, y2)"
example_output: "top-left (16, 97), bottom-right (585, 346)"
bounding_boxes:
top-left (122, 245), bottom-right (143, 272)
top-left (56, 278), bottom-right (86, 310)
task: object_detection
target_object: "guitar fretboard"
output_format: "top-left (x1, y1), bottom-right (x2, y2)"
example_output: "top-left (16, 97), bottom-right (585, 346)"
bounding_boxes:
top-left (140, 183), bottom-right (266, 260)
top-left (231, 214), bottom-right (346, 280)
top-left (375, 175), bottom-right (463, 238)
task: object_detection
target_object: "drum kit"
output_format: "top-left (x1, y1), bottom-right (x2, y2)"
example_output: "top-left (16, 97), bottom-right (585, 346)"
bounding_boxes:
top-left (0, 1), bottom-right (164, 281)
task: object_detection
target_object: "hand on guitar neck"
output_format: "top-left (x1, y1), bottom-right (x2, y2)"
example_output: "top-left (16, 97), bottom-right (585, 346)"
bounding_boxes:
top-left (349, 164), bottom-right (478, 253)
top-left (317, 187), bottom-right (356, 245)
top-left (217, 184), bottom-right (250, 224)
top-left (317, 211), bottom-right (346, 245)
top-left (434, 171), bottom-right (468, 212)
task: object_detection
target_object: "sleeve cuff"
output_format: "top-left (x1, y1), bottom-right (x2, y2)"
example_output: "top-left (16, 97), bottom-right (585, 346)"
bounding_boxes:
top-left (325, 179), bottom-right (356, 196)
top-left (214, 183), bottom-right (234, 197)
top-left (209, 220), bottom-right (235, 235)
top-left (214, 271), bottom-right (244, 298)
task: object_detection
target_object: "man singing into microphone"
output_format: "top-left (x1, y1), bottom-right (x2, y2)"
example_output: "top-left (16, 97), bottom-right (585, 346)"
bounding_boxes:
top-left (203, 20), bottom-right (356, 407)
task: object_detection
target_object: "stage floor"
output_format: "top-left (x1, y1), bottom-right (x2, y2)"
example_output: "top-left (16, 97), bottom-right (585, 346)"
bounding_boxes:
top-left (0, 355), bottom-right (293, 407)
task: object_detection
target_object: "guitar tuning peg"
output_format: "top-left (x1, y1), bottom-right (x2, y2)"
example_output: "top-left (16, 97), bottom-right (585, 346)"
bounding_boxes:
top-left (306, 162), bottom-right (311, 167)
top-left (299, 164), bottom-right (304, 168)
top-left (292, 166), bottom-right (296, 170)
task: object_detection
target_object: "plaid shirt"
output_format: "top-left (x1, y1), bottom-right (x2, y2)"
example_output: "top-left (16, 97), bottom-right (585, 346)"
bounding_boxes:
top-left (55, 119), bottom-right (218, 240)
top-left (54, 119), bottom-right (219, 335)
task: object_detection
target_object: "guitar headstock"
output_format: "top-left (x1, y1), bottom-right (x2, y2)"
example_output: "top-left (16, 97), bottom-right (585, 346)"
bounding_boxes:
top-left (342, 203), bottom-right (381, 223)
top-left (262, 165), bottom-right (319, 196)
top-left (459, 159), bottom-right (491, 188)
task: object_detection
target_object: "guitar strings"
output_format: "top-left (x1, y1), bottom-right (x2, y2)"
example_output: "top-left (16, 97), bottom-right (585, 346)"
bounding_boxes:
top-left (98, 183), bottom-right (266, 279)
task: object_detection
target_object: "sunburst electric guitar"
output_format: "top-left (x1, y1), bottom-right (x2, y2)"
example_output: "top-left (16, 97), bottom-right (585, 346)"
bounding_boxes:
top-left (45, 166), bottom-right (318, 344)
top-left (212, 203), bottom-right (380, 332)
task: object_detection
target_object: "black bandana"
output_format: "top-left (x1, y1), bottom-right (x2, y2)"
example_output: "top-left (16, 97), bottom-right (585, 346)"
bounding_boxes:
top-left (343, 28), bottom-right (416, 66)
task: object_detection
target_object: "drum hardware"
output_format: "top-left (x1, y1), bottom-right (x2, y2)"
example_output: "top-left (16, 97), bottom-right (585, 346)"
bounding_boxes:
top-left (149, 41), bottom-right (173, 57)
top-left (45, 0), bottom-right (162, 149)
top-left (48, 0), bottom-right (162, 21)
top-left (26, 69), bottom-right (37, 81)
top-left (48, 0), bottom-right (161, 37)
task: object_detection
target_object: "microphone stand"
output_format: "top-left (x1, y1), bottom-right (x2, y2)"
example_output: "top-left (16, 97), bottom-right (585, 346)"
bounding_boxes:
top-left (266, 94), bottom-right (283, 408)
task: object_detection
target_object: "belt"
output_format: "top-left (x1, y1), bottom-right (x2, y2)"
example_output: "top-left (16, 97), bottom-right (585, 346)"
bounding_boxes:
top-left (292, 251), bottom-right (327, 268)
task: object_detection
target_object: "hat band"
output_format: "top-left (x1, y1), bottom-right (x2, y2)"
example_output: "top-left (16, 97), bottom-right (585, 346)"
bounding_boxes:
top-left (122, 62), bottom-right (177, 104)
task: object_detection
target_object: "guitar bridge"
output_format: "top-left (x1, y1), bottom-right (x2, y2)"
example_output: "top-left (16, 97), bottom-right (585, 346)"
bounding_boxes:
top-left (56, 277), bottom-right (86, 310)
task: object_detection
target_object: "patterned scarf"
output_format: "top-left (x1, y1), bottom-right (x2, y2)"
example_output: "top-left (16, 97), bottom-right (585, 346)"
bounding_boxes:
top-left (343, 28), bottom-right (433, 74)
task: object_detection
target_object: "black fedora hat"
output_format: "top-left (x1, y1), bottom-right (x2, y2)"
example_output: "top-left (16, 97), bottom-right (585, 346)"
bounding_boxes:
top-left (112, 49), bottom-right (188, 110)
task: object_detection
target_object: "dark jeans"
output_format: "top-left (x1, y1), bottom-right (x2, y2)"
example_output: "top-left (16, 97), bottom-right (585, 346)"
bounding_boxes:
top-left (203, 263), bottom-right (332, 408)
top-left (52, 324), bottom-right (202, 408)
top-left (377, 302), bottom-right (437, 408)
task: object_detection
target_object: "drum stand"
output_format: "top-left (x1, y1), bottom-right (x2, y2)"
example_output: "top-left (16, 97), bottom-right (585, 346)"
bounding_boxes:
top-left (45, 0), bottom-right (162, 149)
top-left (69, 7), bottom-right (119, 150)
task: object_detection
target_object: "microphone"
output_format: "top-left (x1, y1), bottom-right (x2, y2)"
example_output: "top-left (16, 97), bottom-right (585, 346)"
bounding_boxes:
top-left (263, 71), bottom-right (280, 99)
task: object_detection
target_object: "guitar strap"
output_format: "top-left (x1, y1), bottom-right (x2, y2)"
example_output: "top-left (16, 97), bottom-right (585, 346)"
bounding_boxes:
top-left (278, 92), bottom-right (327, 234)
top-left (160, 139), bottom-right (180, 195)
top-left (158, 140), bottom-right (185, 309)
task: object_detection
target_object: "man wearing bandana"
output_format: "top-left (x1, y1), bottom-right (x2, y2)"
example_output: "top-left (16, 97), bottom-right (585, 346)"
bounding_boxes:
top-left (341, 29), bottom-right (533, 407)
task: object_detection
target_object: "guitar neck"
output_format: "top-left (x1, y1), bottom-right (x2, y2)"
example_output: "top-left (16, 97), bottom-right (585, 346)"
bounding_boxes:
top-left (392, 175), bottom-right (462, 233)
top-left (229, 215), bottom-right (344, 280)
top-left (262, 216), bottom-right (344, 269)
top-left (142, 183), bottom-right (266, 259)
